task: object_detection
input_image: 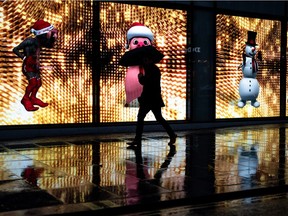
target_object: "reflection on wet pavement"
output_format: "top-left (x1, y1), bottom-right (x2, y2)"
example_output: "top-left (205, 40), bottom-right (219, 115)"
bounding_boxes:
top-left (0, 124), bottom-right (288, 215)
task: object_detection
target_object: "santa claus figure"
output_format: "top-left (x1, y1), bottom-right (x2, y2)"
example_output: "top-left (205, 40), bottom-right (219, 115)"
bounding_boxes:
top-left (124, 22), bottom-right (154, 106)
top-left (13, 20), bottom-right (58, 111)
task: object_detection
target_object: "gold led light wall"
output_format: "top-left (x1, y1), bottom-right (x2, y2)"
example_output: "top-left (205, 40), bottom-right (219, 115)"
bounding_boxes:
top-left (0, 0), bottom-right (93, 125)
top-left (1, 1), bottom-right (186, 125)
top-left (99, 2), bottom-right (187, 122)
top-left (216, 14), bottom-right (281, 118)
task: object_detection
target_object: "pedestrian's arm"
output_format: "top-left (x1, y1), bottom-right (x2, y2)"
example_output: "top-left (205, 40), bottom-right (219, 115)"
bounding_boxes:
top-left (138, 73), bottom-right (146, 85)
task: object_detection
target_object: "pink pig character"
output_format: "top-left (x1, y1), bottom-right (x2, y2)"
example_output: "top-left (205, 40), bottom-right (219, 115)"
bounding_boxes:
top-left (124, 22), bottom-right (154, 106)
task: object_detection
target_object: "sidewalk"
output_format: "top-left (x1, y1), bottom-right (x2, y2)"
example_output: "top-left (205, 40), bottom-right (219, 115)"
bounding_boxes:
top-left (0, 124), bottom-right (287, 215)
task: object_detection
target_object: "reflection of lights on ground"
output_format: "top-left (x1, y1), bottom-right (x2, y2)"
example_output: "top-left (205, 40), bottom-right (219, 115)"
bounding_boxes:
top-left (2, 155), bottom-right (33, 178)
top-left (215, 127), bottom-right (280, 192)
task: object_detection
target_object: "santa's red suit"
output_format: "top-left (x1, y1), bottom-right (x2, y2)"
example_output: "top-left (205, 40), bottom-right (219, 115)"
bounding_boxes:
top-left (13, 20), bottom-right (58, 111)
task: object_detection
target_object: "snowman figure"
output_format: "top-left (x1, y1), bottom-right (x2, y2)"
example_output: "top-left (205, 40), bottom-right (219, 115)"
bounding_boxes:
top-left (238, 31), bottom-right (261, 108)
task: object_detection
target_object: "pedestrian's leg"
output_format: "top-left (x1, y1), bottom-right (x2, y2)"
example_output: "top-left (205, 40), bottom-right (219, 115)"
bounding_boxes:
top-left (152, 107), bottom-right (177, 145)
top-left (21, 77), bottom-right (39, 111)
top-left (127, 105), bottom-right (150, 146)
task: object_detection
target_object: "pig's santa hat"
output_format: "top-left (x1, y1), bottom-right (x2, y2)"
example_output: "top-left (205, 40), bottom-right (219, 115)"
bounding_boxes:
top-left (126, 22), bottom-right (154, 48)
top-left (31, 20), bottom-right (54, 36)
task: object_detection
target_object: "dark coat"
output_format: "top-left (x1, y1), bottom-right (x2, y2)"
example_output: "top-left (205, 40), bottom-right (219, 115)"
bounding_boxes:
top-left (138, 64), bottom-right (165, 107)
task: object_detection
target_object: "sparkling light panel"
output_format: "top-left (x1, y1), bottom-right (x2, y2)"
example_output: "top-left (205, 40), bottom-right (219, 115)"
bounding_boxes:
top-left (0, 0), bottom-right (93, 125)
top-left (216, 14), bottom-right (281, 118)
top-left (99, 2), bottom-right (187, 122)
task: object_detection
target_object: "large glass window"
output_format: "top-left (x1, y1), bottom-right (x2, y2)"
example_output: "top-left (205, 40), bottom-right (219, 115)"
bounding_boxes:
top-left (99, 2), bottom-right (187, 122)
top-left (0, 0), bottom-right (93, 125)
top-left (216, 14), bottom-right (281, 118)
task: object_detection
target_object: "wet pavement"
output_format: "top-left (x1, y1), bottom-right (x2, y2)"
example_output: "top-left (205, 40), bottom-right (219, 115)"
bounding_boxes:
top-left (0, 124), bottom-right (288, 215)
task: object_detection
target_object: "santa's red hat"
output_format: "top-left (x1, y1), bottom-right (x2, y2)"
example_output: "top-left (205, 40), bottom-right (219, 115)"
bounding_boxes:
top-left (31, 20), bottom-right (54, 36)
top-left (127, 22), bottom-right (154, 43)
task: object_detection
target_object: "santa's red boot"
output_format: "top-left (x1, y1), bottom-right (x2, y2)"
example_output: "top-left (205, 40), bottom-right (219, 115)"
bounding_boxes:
top-left (21, 97), bottom-right (39, 111)
top-left (30, 78), bottom-right (48, 107)
top-left (21, 78), bottom-right (39, 111)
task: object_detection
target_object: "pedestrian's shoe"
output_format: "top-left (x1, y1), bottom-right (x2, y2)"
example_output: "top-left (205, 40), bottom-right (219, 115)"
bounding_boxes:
top-left (21, 97), bottom-right (39, 111)
top-left (127, 139), bottom-right (141, 146)
top-left (30, 97), bottom-right (48, 107)
top-left (168, 134), bottom-right (177, 145)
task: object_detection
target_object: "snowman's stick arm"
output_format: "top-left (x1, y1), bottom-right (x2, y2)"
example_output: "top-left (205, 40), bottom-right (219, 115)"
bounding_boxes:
top-left (238, 63), bottom-right (243, 70)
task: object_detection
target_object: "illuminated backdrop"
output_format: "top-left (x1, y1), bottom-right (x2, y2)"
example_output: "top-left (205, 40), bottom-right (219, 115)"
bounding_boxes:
top-left (216, 14), bottom-right (281, 118)
top-left (0, 1), bottom-right (187, 125)
top-left (0, 0), bottom-right (93, 125)
top-left (99, 2), bottom-right (187, 122)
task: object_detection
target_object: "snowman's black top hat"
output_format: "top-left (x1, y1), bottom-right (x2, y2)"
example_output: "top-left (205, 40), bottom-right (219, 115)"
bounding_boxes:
top-left (246, 31), bottom-right (257, 46)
